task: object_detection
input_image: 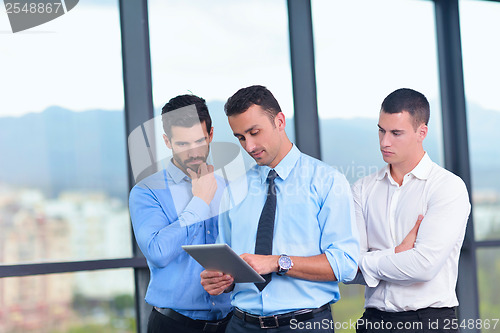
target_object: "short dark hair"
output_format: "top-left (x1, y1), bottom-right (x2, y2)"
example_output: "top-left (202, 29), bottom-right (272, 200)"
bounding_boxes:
top-left (224, 85), bottom-right (282, 122)
top-left (381, 88), bottom-right (430, 130)
top-left (161, 94), bottom-right (212, 138)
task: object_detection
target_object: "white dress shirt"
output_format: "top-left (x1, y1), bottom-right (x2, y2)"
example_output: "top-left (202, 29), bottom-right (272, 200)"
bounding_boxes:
top-left (351, 153), bottom-right (470, 312)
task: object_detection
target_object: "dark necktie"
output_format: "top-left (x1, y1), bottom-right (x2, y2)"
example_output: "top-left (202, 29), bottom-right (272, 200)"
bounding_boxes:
top-left (254, 169), bottom-right (278, 291)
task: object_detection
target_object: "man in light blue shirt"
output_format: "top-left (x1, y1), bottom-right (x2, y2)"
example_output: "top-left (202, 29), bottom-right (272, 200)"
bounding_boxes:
top-left (129, 95), bottom-right (232, 332)
top-left (200, 85), bottom-right (359, 332)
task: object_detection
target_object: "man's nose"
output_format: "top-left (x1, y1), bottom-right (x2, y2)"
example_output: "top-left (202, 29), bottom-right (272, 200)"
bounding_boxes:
top-left (380, 133), bottom-right (391, 147)
top-left (244, 137), bottom-right (257, 153)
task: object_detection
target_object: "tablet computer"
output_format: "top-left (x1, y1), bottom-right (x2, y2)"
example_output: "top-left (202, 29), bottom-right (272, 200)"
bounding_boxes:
top-left (182, 243), bottom-right (265, 283)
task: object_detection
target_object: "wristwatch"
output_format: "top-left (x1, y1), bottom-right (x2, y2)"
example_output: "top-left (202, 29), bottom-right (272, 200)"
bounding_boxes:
top-left (277, 254), bottom-right (293, 276)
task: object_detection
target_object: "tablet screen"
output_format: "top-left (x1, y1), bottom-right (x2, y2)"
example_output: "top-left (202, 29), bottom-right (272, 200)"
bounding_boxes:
top-left (182, 243), bottom-right (265, 283)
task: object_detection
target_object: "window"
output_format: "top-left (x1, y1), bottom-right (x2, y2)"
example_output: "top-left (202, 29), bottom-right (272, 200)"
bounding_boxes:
top-left (460, 0), bottom-right (500, 242)
top-left (0, 2), bottom-right (135, 332)
top-left (148, 0), bottom-right (295, 151)
top-left (476, 248), bottom-right (500, 328)
top-left (0, 1), bottom-right (130, 264)
top-left (460, 0), bottom-right (500, 328)
top-left (313, 0), bottom-right (443, 184)
top-left (312, 0), bottom-right (442, 326)
top-left (0, 269), bottom-right (135, 332)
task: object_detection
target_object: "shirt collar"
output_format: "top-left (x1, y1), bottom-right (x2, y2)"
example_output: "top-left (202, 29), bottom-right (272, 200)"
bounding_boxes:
top-left (376, 164), bottom-right (391, 181)
top-left (409, 152), bottom-right (432, 180)
top-left (258, 144), bottom-right (300, 184)
top-left (166, 159), bottom-right (190, 184)
top-left (376, 152), bottom-right (432, 182)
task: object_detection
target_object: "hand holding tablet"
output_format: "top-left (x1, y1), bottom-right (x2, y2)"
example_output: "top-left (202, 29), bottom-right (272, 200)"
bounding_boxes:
top-left (182, 244), bottom-right (265, 283)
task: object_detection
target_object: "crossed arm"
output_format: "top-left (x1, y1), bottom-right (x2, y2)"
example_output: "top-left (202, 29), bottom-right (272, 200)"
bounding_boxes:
top-left (353, 178), bottom-right (470, 287)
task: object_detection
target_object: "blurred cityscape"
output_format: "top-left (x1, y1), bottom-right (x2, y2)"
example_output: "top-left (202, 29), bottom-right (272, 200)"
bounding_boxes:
top-left (0, 186), bottom-right (134, 333)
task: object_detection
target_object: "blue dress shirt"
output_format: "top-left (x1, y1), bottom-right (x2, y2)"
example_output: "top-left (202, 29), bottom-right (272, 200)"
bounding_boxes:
top-left (218, 145), bottom-right (359, 316)
top-left (129, 161), bottom-right (232, 320)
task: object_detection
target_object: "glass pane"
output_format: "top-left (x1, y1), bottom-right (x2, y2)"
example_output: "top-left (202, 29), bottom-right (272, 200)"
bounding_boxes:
top-left (332, 284), bottom-right (365, 333)
top-left (0, 269), bottom-right (136, 333)
top-left (459, 0), bottom-right (500, 241)
top-left (0, 3), bottom-right (132, 264)
top-left (313, 0), bottom-right (443, 185)
top-left (476, 248), bottom-right (500, 332)
top-left (148, 0), bottom-right (295, 153)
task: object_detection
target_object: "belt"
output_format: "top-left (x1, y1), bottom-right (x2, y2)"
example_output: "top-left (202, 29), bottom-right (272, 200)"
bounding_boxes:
top-left (154, 307), bottom-right (232, 332)
top-left (234, 304), bottom-right (330, 329)
top-left (364, 307), bottom-right (456, 322)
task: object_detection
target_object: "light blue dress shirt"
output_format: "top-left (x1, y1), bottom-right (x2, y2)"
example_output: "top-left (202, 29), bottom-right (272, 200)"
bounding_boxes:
top-left (218, 145), bottom-right (359, 316)
top-left (129, 161), bottom-right (232, 320)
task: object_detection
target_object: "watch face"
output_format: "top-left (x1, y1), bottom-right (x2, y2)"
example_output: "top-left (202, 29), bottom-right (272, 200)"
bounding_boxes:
top-left (279, 256), bottom-right (292, 269)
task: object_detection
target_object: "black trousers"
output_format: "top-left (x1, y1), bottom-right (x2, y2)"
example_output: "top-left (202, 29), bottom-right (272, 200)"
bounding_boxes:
top-left (356, 307), bottom-right (459, 333)
top-left (147, 308), bottom-right (229, 333)
top-left (226, 307), bottom-right (335, 332)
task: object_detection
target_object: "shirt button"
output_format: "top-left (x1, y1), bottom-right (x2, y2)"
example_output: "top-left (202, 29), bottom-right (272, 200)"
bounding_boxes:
top-left (212, 302), bottom-right (216, 306)
top-left (207, 230), bottom-right (211, 234)
top-left (265, 294), bottom-right (269, 297)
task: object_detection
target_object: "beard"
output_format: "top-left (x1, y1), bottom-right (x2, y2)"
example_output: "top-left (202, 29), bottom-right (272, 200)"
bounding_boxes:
top-left (173, 154), bottom-right (208, 173)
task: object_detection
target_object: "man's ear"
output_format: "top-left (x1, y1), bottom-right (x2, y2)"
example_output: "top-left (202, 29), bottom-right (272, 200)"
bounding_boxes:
top-left (163, 134), bottom-right (172, 149)
top-left (417, 124), bottom-right (428, 142)
top-left (275, 112), bottom-right (286, 131)
top-left (208, 127), bottom-right (214, 143)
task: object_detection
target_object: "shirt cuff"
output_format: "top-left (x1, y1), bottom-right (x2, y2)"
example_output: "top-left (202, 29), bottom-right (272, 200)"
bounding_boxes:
top-left (366, 248), bottom-right (395, 258)
top-left (179, 196), bottom-right (211, 227)
top-left (359, 248), bottom-right (395, 287)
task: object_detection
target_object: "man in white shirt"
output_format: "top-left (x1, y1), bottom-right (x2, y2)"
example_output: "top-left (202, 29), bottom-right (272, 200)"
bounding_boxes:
top-left (351, 88), bottom-right (471, 333)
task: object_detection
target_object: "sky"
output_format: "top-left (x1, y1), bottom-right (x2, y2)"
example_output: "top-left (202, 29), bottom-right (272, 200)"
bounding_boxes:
top-left (0, 0), bottom-right (499, 119)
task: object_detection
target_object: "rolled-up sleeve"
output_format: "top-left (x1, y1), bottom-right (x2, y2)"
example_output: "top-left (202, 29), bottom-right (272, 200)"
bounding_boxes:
top-left (319, 171), bottom-right (360, 283)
